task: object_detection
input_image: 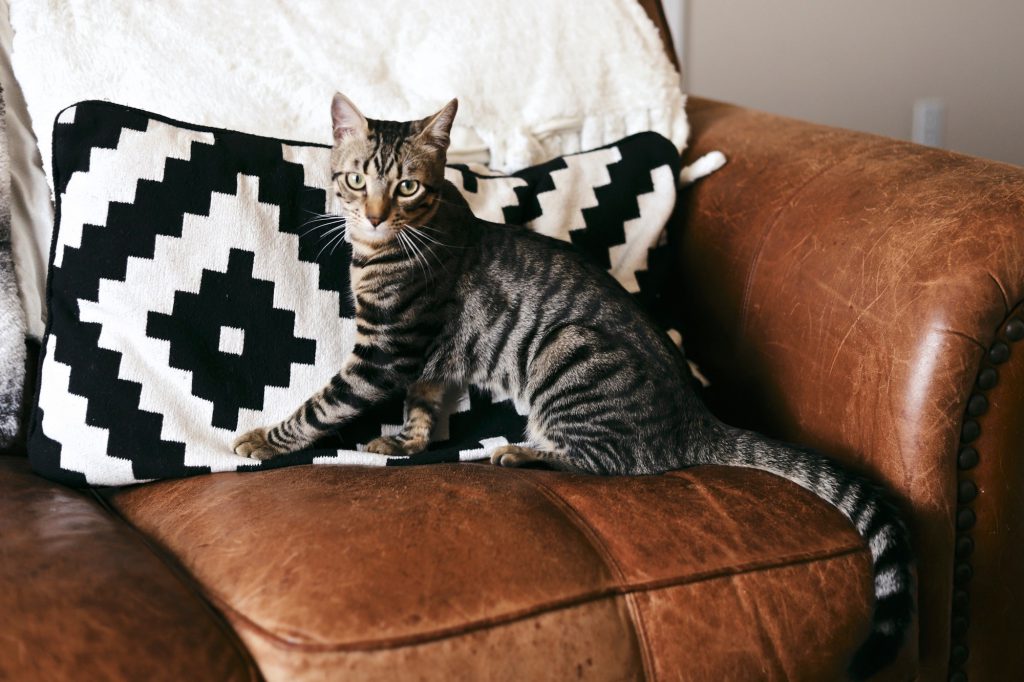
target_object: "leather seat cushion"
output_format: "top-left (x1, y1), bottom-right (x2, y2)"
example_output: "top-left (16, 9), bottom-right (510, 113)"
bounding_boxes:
top-left (0, 457), bottom-right (258, 681)
top-left (106, 463), bottom-right (896, 680)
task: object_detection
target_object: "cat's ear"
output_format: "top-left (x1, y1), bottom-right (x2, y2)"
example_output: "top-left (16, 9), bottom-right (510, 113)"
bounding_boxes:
top-left (417, 98), bottom-right (458, 151)
top-left (331, 92), bottom-right (368, 143)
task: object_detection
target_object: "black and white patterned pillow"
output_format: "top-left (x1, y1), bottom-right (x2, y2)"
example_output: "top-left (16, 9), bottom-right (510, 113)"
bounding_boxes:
top-left (28, 101), bottom-right (680, 487)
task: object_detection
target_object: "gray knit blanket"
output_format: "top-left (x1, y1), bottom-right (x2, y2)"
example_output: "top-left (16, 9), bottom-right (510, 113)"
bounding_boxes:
top-left (0, 85), bottom-right (27, 448)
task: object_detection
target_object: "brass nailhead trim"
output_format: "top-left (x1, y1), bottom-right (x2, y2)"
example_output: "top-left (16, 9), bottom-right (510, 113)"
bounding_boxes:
top-left (948, 314), bottom-right (1023, 681)
top-left (954, 563), bottom-right (974, 585)
top-left (976, 367), bottom-right (998, 390)
top-left (952, 589), bottom-right (969, 613)
top-left (957, 480), bottom-right (978, 503)
top-left (957, 447), bottom-right (979, 470)
top-left (960, 419), bottom-right (981, 442)
top-left (988, 341), bottom-right (1010, 364)
top-left (1005, 318), bottom-right (1024, 341)
top-left (966, 394), bottom-right (989, 417)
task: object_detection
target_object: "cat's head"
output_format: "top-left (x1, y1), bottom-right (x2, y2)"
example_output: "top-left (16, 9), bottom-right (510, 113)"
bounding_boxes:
top-left (330, 93), bottom-right (458, 247)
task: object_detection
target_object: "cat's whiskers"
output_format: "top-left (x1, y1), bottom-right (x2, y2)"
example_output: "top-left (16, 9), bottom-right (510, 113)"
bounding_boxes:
top-left (395, 226), bottom-right (414, 263)
top-left (301, 223), bottom-right (343, 240)
top-left (397, 229), bottom-right (433, 282)
top-left (413, 223), bottom-right (444, 235)
top-left (300, 216), bottom-right (346, 237)
top-left (318, 223), bottom-right (346, 235)
top-left (397, 231), bottom-right (425, 281)
top-left (302, 215), bottom-right (344, 226)
top-left (405, 225), bottom-right (455, 249)
top-left (304, 207), bottom-right (344, 217)
top-left (306, 224), bottom-right (346, 251)
top-left (403, 228), bottom-right (451, 274)
top-left (316, 226), bottom-right (349, 260)
top-left (315, 236), bottom-right (340, 261)
top-left (329, 229), bottom-right (349, 256)
top-left (405, 221), bottom-right (466, 252)
top-left (318, 225), bottom-right (347, 250)
top-left (394, 228), bottom-right (426, 282)
top-left (301, 210), bottom-right (343, 223)
top-left (407, 232), bottom-right (436, 281)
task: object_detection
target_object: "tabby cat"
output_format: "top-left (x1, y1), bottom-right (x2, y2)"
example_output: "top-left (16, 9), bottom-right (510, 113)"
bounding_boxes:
top-left (232, 93), bottom-right (913, 679)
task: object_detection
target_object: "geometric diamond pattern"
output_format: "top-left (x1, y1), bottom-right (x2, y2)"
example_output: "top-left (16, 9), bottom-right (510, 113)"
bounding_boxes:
top-left (29, 100), bottom-right (679, 487)
top-left (147, 248), bottom-right (316, 430)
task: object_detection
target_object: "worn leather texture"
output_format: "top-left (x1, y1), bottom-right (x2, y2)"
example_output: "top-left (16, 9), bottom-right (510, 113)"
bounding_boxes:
top-left (104, 462), bottom-right (912, 681)
top-left (676, 97), bottom-right (1024, 680)
top-left (0, 456), bottom-right (259, 681)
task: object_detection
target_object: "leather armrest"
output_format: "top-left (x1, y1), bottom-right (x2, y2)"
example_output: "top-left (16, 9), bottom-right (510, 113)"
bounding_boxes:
top-left (0, 457), bottom-right (258, 681)
top-left (674, 97), bottom-right (1024, 680)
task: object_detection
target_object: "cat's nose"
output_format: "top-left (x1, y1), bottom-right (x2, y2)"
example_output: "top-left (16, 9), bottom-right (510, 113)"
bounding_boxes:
top-left (367, 214), bottom-right (385, 227)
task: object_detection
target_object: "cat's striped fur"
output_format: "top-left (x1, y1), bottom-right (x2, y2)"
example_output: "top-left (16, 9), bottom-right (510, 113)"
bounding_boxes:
top-left (232, 93), bottom-right (913, 678)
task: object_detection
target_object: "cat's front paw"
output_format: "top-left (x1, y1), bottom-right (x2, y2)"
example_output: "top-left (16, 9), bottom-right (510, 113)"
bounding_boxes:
top-left (490, 445), bottom-right (543, 467)
top-left (365, 435), bottom-right (426, 457)
top-left (232, 427), bottom-right (285, 461)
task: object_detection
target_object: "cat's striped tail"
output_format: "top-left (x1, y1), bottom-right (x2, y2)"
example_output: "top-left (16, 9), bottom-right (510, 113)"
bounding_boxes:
top-left (700, 424), bottom-right (914, 680)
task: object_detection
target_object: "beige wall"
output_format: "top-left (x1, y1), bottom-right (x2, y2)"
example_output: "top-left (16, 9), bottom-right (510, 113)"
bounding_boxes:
top-left (676, 1), bottom-right (1024, 166)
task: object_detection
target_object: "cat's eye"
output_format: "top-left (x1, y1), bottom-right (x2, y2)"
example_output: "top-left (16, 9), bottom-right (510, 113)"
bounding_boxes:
top-left (345, 172), bottom-right (366, 190)
top-left (397, 179), bottom-right (420, 197)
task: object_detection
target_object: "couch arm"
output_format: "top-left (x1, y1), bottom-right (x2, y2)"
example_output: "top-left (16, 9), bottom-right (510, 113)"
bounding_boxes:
top-left (0, 457), bottom-right (259, 681)
top-left (674, 97), bottom-right (1024, 681)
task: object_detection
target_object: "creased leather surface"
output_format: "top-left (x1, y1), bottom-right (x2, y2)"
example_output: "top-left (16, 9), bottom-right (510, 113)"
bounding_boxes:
top-left (677, 97), bottom-right (1024, 680)
top-left (232, 593), bottom-right (644, 682)
top-left (106, 463), bottom-right (913, 681)
top-left (639, 555), bottom-right (870, 681)
top-left (0, 456), bottom-right (258, 682)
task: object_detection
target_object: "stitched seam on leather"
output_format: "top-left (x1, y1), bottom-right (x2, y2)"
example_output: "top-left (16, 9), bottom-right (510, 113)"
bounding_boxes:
top-left (202, 537), bottom-right (866, 653)
top-left (737, 141), bottom-right (881, 344)
top-left (512, 472), bottom-right (657, 682)
top-left (89, 489), bottom-right (265, 682)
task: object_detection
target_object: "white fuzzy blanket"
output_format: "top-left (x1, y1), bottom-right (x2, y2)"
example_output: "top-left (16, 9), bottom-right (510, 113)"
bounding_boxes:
top-left (11, 0), bottom-right (686, 182)
top-left (7, 0), bottom-right (687, 338)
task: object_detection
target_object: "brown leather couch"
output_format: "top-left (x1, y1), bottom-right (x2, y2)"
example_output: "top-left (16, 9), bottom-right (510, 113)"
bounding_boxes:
top-left (2, 2), bottom-right (1021, 679)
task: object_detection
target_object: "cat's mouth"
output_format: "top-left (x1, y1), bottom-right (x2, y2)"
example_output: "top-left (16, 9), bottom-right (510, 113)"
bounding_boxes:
top-left (347, 221), bottom-right (396, 247)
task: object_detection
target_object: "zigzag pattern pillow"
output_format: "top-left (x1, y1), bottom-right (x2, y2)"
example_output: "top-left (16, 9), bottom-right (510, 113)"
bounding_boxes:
top-left (29, 101), bottom-right (680, 487)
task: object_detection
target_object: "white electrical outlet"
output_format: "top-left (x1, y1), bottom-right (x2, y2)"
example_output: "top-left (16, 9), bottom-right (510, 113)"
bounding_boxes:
top-left (912, 98), bottom-right (946, 148)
